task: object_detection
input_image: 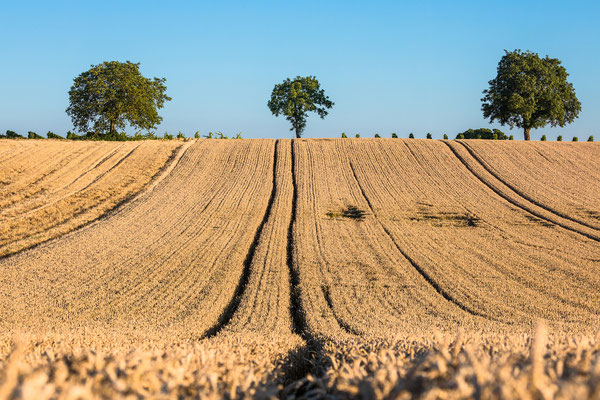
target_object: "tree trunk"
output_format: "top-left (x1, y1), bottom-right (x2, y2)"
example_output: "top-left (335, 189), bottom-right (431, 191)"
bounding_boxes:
top-left (295, 128), bottom-right (301, 139)
top-left (110, 120), bottom-right (115, 135)
top-left (524, 127), bottom-right (531, 141)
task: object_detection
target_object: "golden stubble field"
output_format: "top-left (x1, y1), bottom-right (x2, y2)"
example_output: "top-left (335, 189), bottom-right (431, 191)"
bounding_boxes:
top-left (0, 138), bottom-right (599, 399)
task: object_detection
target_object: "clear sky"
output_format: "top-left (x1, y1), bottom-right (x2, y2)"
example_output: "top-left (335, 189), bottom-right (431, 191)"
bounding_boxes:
top-left (1, 0), bottom-right (598, 139)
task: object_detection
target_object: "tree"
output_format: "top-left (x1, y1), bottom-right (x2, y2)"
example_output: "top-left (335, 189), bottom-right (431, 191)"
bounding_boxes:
top-left (481, 50), bottom-right (581, 140)
top-left (66, 61), bottom-right (171, 136)
top-left (268, 76), bottom-right (333, 138)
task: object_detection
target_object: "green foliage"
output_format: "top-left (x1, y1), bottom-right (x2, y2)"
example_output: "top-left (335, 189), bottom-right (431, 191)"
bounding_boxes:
top-left (426, 133), bottom-right (432, 139)
top-left (572, 136), bottom-right (578, 142)
top-left (146, 131), bottom-right (158, 140)
top-left (409, 133), bottom-right (414, 139)
top-left (66, 61), bottom-right (171, 136)
top-left (541, 135), bottom-right (547, 141)
top-left (268, 76), bottom-right (334, 138)
top-left (456, 128), bottom-right (507, 140)
top-left (3, 130), bottom-right (24, 139)
top-left (177, 131), bottom-right (185, 139)
top-left (443, 133), bottom-right (448, 140)
top-left (47, 131), bottom-right (64, 139)
top-left (588, 135), bottom-right (594, 142)
top-left (204, 132), bottom-right (214, 139)
top-left (234, 132), bottom-right (243, 139)
top-left (557, 135), bottom-right (562, 141)
top-left (391, 133), bottom-right (398, 138)
top-left (341, 132), bottom-right (347, 138)
top-left (374, 133), bottom-right (381, 138)
top-left (194, 131), bottom-right (200, 139)
top-left (458, 134), bottom-right (465, 139)
top-left (66, 131), bottom-right (82, 140)
top-left (355, 134), bottom-right (360, 138)
top-left (215, 131), bottom-right (228, 139)
top-left (28, 131), bottom-right (44, 139)
top-left (509, 135), bottom-right (514, 140)
top-left (164, 132), bottom-right (173, 140)
top-left (492, 133), bottom-right (498, 140)
top-left (482, 50), bottom-right (581, 140)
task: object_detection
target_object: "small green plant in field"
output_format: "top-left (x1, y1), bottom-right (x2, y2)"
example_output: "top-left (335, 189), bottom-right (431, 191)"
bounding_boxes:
top-left (355, 134), bottom-right (360, 138)
top-left (341, 132), bottom-right (347, 138)
top-left (492, 133), bottom-right (498, 140)
top-left (509, 135), bottom-right (514, 140)
top-left (204, 132), bottom-right (214, 139)
top-left (426, 133), bottom-right (432, 139)
top-left (47, 131), bottom-right (64, 139)
top-left (375, 133), bottom-right (381, 138)
top-left (588, 135), bottom-right (594, 142)
top-left (177, 131), bottom-right (185, 139)
top-left (540, 135), bottom-right (547, 141)
top-left (215, 131), bottom-right (228, 139)
top-left (194, 131), bottom-right (200, 139)
top-left (409, 133), bottom-right (414, 139)
top-left (146, 131), bottom-right (157, 140)
top-left (443, 133), bottom-right (448, 140)
top-left (28, 131), bottom-right (44, 139)
top-left (391, 133), bottom-right (398, 138)
top-left (557, 135), bottom-right (562, 141)
top-left (234, 132), bottom-right (243, 139)
top-left (572, 136), bottom-right (578, 142)
top-left (164, 132), bottom-right (173, 140)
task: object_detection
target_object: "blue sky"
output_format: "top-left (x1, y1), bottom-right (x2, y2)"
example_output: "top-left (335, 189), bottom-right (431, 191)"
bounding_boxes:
top-left (1, 0), bottom-right (598, 139)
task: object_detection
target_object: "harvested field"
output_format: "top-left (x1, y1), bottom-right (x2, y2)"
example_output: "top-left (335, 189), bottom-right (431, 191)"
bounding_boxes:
top-left (0, 139), bottom-right (182, 257)
top-left (1, 138), bottom-right (599, 398)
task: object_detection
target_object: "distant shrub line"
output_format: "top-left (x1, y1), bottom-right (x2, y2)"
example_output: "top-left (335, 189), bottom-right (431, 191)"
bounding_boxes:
top-left (0, 130), bottom-right (243, 141)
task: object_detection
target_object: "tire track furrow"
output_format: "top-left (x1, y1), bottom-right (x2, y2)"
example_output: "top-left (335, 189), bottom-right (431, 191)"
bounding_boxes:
top-left (347, 159), bottom-right (492, 320)
top-left (461, 141), bottom-right (600, 233)
top-left (202, 140), bottom-right (278, 338)
top-left (445, 141), bottom-right (600, 242)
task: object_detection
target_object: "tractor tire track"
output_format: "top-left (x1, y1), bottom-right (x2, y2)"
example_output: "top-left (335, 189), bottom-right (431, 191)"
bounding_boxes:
top-left (347, 159), bottom-right (492, 320)
top-left (445, 141), bottom-right (600, 242)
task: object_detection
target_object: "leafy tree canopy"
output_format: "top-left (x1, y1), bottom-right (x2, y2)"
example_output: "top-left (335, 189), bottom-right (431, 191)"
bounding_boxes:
top-left (456, 128), bottom-right (507, 140)
top-left (268, 76), bottom-right (333, 138)
top-left (481, 50), bottom-right (581, 140)
top-left (66, 61), bottom-right (171, 135)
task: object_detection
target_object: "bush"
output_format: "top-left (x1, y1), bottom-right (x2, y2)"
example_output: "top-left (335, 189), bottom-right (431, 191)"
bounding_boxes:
top-left (456, 128), bottom-right (507, 140)
top-left (391, 133), bottom-right (398, 138)
top-left (28, 131), bottom-right (44, 139)
top-left (588, 135), bottom-right (594, 142)
top-left (341, 132), bottom-right (347, 138)
top-left (164, 132), bottom-right (173, 140)
top-left (47, 131), bottom-right (64, 139)
top-left (557, 135), bottom-right (562, 141)
top-left (355, 134), bottom-right (360, 138)
top-left (443, 133), bottom-right (448, 140)
top-left (426, 133), bottom-right (432, 139)
top-left (177, 131), bottom-right (185, 139)
top-left (409, 133), bottom-right (414, 139)
top-left (572, 136), bottom-right (578, 142)
top-left (509, 135), bottom-right (514, 140)
top-left (5, 130), bottom-right (24, 139)
top-left (234, 132), bottom-right (243, 139)
top-left (458, 134), bottom-right (465, 139)
top-left (194, 131), bottom-right (200, 139)
top-left (204, 132), bottom-right (214, 139)
top-left (492, 133), bottom-right (498, 140)
top-left (66, 131), bottom-right (83, 140)
top-left (374, 133), bottom-right (381, 138)
top-left (541, 135), bottom-right (547, 141)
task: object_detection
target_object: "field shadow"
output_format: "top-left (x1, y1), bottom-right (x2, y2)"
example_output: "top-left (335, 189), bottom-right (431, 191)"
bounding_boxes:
top-left (326, 205), bottom-right (368, 221)
top-left (524, 214), bottom-right (555, 228)
top-left (409, 209), bottom-right (480, 227)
